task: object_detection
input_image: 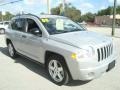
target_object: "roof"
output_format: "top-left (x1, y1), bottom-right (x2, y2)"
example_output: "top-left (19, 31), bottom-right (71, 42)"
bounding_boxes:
top-left (39, 14), bottom-right (66, 18)
top-left (13, 14), bottom-right (67, 20)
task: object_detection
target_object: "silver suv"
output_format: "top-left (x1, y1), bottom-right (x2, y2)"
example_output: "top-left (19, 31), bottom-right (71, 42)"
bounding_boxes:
top-left (5, 14), bottom-right (116, 85)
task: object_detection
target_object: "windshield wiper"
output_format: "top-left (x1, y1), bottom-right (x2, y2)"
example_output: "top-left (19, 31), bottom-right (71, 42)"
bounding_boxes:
top-left (56, 30), bottom-right (70, 34)
top-left (71, 29), bottom-right (84, 32)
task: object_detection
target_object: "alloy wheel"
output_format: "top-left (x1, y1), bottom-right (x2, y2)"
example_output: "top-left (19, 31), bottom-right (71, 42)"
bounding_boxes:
top-left (48, 60), bottom-right (64, 82)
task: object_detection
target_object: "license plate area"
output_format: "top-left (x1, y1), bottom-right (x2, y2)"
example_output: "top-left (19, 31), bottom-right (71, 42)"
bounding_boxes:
top-left (107, 60), bottom-right (115, 72)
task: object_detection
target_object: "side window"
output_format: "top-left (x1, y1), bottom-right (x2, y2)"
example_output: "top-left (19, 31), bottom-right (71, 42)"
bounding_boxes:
top-left (11, 19), bottom-right (26, 32)
top-left (26, 19), bottom-right (42, 36)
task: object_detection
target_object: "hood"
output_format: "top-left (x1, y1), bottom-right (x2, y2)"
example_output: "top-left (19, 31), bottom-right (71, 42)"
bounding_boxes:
top-left (49, 31), bottom-right (112, 48)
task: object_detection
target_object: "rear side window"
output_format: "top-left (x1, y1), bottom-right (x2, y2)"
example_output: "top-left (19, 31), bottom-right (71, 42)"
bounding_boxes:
top-left (11, 18), bottom-right (26, 32)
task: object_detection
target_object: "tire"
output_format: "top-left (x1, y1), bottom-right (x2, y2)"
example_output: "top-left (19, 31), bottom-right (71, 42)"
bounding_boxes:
top-left (46, 55), bottom-right (69, 86)
top-left (8, 42), bottom-right (17, 58)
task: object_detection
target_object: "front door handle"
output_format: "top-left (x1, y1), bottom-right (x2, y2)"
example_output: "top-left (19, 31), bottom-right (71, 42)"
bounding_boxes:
top-left (22, 35), bottom-right (27, 38)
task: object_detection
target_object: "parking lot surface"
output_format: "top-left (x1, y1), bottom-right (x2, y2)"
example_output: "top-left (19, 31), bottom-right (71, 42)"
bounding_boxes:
top-left (0, 27), bottom-right (120, 90)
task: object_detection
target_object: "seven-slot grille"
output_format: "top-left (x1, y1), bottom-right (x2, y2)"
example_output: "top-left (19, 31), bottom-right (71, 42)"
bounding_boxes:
top-left (97, 43), bottom-right (113, 62)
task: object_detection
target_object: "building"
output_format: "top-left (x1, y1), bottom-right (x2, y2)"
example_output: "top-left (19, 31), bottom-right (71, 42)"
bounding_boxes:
top-left (95, 14), bottom-right (120, 26)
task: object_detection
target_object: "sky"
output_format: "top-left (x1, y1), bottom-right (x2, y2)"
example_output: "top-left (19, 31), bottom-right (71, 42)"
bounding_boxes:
top-left (0, 0), bottom-right (120, 15)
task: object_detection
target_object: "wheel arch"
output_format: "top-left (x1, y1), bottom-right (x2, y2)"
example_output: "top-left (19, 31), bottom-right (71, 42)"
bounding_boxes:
top-left (0, 28), bottom-right (5, 30)
top-left (6, 38), bottom-right (12, 45)
top-left (45, 50), bottom-right (73, 80)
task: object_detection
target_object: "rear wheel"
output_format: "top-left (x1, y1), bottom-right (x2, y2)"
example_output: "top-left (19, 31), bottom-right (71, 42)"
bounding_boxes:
top-left (0, 28), bottom-right (5, 34)
top-left (47, 55), bottom-right (69, 85)
top-left (8, 42), bottom-right (17, 58)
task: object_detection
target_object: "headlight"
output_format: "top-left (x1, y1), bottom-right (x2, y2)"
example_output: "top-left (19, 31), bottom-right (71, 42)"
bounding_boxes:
top-left (71, 46), bottom-right (95, 60)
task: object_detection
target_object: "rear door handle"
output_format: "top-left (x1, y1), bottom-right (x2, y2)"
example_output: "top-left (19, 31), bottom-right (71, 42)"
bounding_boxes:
top-left (22, 35), bottom-right (27, 38)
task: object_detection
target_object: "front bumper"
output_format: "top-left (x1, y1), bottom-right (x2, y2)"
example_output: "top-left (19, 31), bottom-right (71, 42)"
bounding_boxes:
top-left (78, 60), bottom-right (115, 81)
top-left (70, 53), bottom-right (117, 81)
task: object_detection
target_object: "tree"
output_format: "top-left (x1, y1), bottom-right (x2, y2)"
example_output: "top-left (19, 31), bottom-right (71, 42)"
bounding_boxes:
top-left (0, 11), bottom-right (14, 21)
top-left (51, 7), bottom-right (60, 15)
top-left (51, 3), bottom-right (81, 22)
top-left (116, 6), bottom-right (120, 14)
top-left (80, 12), bottom-right (95, 22)
top-left (97, 6), bottom-right (113, 16)
top-left (97, 6), bottom-right (120, 16)
top-left (65, 6), bottom-right (81, 22)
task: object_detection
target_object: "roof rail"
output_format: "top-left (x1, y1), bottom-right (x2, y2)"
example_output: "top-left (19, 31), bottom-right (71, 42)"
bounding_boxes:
top-left (15, 13), bottom-right (36, 16)
top-left (14, 13), bottom-right (40, 19)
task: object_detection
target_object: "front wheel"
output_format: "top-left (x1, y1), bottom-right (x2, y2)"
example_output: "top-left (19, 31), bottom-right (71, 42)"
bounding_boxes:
top-left (47, 56), bottom-right (69, 85)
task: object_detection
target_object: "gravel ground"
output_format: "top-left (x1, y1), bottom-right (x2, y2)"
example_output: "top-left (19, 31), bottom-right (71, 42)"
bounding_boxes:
top-left (0, 27), bottom-right (120, 90)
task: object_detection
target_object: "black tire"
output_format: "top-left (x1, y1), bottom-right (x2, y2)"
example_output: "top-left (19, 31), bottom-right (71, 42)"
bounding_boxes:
top-left (46, 55), bottom-right (69, 86)
top-left (8, 42), bottom-right (17, 58)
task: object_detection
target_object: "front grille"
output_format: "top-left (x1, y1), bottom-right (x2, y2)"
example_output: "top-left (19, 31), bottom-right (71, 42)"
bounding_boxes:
top-left (97, 43), bottom-right (113, 62)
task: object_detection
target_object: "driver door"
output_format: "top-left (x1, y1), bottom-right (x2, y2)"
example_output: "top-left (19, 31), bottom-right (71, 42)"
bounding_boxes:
top-left (22, 18), bottom-right (44, 62)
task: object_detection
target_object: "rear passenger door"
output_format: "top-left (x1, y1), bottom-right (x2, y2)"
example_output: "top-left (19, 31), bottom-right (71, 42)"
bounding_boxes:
top-left (10, 18), bottom-right (27, 54)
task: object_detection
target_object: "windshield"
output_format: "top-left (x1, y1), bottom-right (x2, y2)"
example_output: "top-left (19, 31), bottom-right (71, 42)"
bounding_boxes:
top-left (40, 17), bottom-right (85, 35)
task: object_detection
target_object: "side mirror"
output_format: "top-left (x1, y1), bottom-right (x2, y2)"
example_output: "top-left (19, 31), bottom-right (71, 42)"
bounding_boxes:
top-left (30, 28), bottom-right (42, 37)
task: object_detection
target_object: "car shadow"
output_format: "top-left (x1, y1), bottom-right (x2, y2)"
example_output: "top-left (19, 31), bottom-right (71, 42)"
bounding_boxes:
top-left (66, 80), bottom-right (90, 86)
top-left (0, 46), bottom-right (90, 86)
